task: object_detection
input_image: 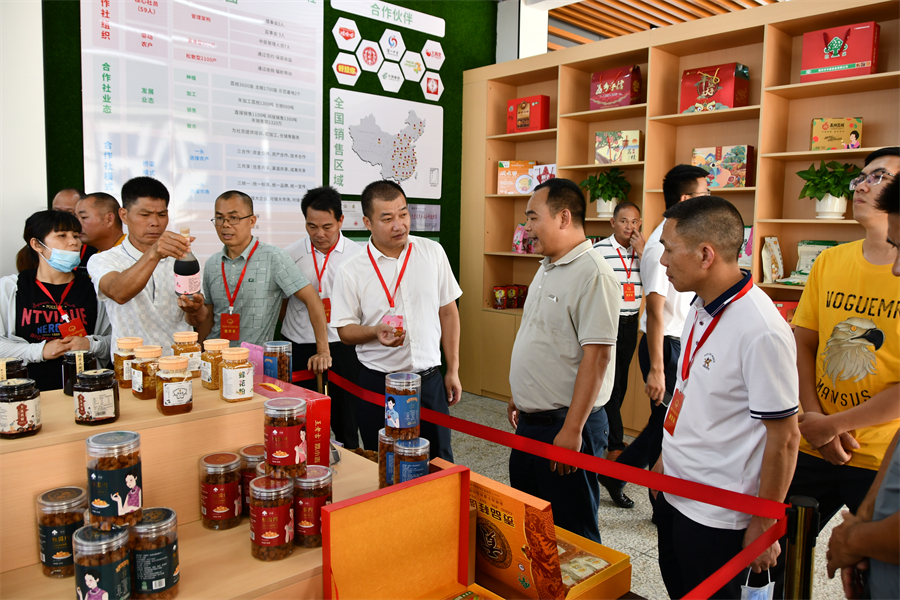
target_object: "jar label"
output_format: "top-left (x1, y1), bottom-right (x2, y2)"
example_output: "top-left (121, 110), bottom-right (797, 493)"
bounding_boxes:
top-left (222, 365), bottom-right (254, 400)
top-left (88, 463), bottom-right (143, 517)
top-left (132, 367), bottom-right (143, 392)
top-left (179, 351), bottom-right (201, 372)
top-left (162, 380), bottom-right (192, 406)
top-left (250, 503), bottom-right (293, 546)
top-left (38, 518), bottom-right (83, 568)
top-left (385, 450), bottom-right (394, 485)
top-left (386, 391), bottom-right (419, 429)
top-left (201, 481), bottom-right (241, 520)
top-left (241, 470), bottom-right (255, 515)
top-left (265, 424), bottom-right (306, 466)
top-left (74, 389), bottom-right (116, 423)
top-left (263, 354), bottom-right (292, 379)
top-left (296, 493), bottom-right (331, 537)
top-left (75, 554), bottom-right (131, 600)
top-left (174, 272), bottom-right (201, 295)
top-left (121, 360), bottom-right (133, 381)
top-left (200, 359), bottom-right (212, 383)
top-left (134, 542), bottom-right (179, 594)
top-left (0, 396), bottom-right (41, 434)
top-left (398, 459), bottom-right (428, 483)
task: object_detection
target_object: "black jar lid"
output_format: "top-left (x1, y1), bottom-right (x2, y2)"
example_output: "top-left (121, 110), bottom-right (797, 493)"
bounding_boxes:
top-left (0, 378), bottom-right (36, 397)
top-left (63, 350), bottom-right (95, 364)
top-left (76, 369), bottom-right (115, 383)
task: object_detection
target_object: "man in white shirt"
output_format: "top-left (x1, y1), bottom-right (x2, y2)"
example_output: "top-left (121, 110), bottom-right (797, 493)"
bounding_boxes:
top-left (330, 180), bottom-right (462, 460)
top-left (654, 196), bottom-right (800, 598)
top-left (600, 165), bottom-right (710, 511)
top-left (87, 177), bottom-right (192, 362)
top-left (283, 186), bottom-right (365, 449)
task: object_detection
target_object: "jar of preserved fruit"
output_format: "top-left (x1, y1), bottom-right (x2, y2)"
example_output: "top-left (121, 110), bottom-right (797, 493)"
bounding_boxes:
top-left (0, 378), bottom-right (41, 439)
top-left (219, 348), bottom-right (254, 403)
top-left (85, 431), bottom-right (142, 530)
top-left (264, 398), bottom-right (307, 478)
top-left (155, 356), bottom-right (193, 416)
top-left (200, 339), bottom-right (229, 391)
top-left (293, 466), bottom-right (332, 548)
top-left (378, 428), bottom-right (396, 489)
top-left (63, 350), bottom-right (98, 396)
top-left (171, 332), bottom-right (201, 378)
top-left (73, 370), bottom-right (119, 426)
top-left (249, 475), bottom-right (294, 561)
top-left (263, 341), bottom-right (292, 383)
top-left (73, 526), bottom-right (132, 600)
top-left (130, 507), bottom-right (179, 599)
top-left (0, 356), bottom-right (27, 380)
top-left (112, 337), bottom-right (143, 390)
top-left (393, 438), bottom-right (430, 484)
top-left (239, 444), bottom-right (266, 517)
top-left (199, 452), bottom-right (242, 530)
top-left (36, 486), bottom-right (86, 578)
top-left (385, 372), bottom-right (421, 440)
top-left (131, 346), bottom-right (162, 400)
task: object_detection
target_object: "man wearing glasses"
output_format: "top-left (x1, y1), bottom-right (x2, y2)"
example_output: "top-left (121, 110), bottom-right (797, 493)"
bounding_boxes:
top-left (180, 190), bottom-right (331, 374)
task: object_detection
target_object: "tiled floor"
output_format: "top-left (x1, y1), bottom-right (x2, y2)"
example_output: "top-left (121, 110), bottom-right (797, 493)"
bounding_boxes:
top-left (448, 391), bottom-right (847, 600)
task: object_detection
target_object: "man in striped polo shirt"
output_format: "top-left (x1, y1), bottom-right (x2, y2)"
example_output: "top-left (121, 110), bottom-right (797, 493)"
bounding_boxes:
top-left (593, 201), bottom-right (644, 474)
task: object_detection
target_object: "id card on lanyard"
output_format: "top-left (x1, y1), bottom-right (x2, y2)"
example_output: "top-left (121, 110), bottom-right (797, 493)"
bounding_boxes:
top-left (664, 279), bottom-right (753, 436)
top-left (220, 240), bottom-right (260, 341)
top-left (312, 243), bottom-right (335, 324)
top-left (368, 243), bottom-right (412, 335)
top-left (35, 279), bottom-right (88, 337)
top-left (616, 247), bottom-right (635, 302)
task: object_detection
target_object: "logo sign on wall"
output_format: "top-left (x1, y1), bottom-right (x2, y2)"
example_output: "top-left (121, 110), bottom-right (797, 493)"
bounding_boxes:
top-left (333, 0), bottom-right (446, 38)
top-left (333, 53), bottom-right (361, 86)
top-left (332, 17), bottom-right (361, 52)
top-left (400, 51), bottom-right (425, 82)
top-left (379, 29), bottom-right (406, 62)
top-left (420, 72), bottom-right (444, 102)
top-left (378, 62), bottom-right (404, 93)
top-left (421, 40), bottom-right (445, 71)
top-left (356, 40), bottom-right (384, 73)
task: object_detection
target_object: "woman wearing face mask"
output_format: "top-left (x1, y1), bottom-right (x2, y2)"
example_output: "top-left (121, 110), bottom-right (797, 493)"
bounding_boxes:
top-left (1, 210), bottom-right (111, 390)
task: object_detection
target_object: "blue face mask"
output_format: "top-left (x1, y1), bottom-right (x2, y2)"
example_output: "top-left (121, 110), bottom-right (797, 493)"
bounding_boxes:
top-left (37, 240), bottom-right (81, 273)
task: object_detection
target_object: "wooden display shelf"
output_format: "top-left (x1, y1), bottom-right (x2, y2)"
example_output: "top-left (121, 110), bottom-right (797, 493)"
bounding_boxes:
top-left (485, 193), bottom-right (530, 198)
top-left (559, 161), bottom-right (644, 171)
top-left (559, 104), bottom-right (648, 123)
top-left (484, 251), bottom-right (544, 258)
top-left (648, 106), bottom-right (760, 126)
top-left (757, 219), bottom-right (860, 224)
top-left (765, 72), bottom-right (900, 100)
top-left (486, 128), bottom-right (557, 142)
top-left (585, 217), bottom-right (616, 222)
top-left (761, 148), bottom-right (879, 162)
top-left (0, 449), bottom-right (379, 600)
top-left (483, 307), bottom-right (524, 316)
top-left (758, 282), bottom-right (805, 290)
top-left (645, 187), bottom-right (757, 194)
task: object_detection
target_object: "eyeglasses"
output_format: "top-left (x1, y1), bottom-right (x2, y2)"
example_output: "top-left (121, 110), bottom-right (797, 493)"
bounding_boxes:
top-left (849, 171), bottom-right (896, 191)
top-left (689, 190), bottom-right (711, 197)
top-left (211, 215), bottom-right (254, 226)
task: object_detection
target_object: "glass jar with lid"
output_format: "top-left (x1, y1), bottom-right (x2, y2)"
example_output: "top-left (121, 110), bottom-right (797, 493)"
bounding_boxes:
top-left (86, 430), bottom-right (142, 529)
top-left (385, 372), bottom-right (421, 440)
top-left (36, 486), bottom-right (86, 578)
top-left (130, 507), bottom-right (179, 599)
top-left (0, 357), bottom-right (27, 380)
top-left (393, 438), bottom-right (431, 484)
top-left (238, 444), bottom-right (266, 517)
top-left (73, 526), bottom-right (132, 600)
top-left (113, 337), bottom-right (143, 390)
top-left (263, 341), bottom-right (292, 383)
top-left (249, 475), bottom-right (294, 561)
top-left (171, 332), bottom-right (201, 378)
top-left (219, 348), bottom-right (254, 403)
top-left (264, 398), bottom-right (307, 478)
top-left (155, 356), bottom-right (193, 416)
top-left (73, 369), bottom-right (119, 426)
top-left (293, 466), bottom-right (333, 548)
top-left (0, 378), bottom-right (41, 439)
top-left (199, 452), bottom-right (242, 530)
top-left (131, 346), bottom-right (162, 400)
top-left (63, 350), bottom-right (98, 396)
top-left (200, 339), bottom-right (229, 391)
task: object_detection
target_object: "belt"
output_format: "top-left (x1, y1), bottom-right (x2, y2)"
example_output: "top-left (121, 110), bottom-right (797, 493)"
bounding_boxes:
top-left (519, 406), bottom-right (602, 426)
top-left (417, 366), bottom-right (440, 379)
top-left (665, 335), bottom-right (680, 342)
top-left (619, 313), bottom-right (639, 323)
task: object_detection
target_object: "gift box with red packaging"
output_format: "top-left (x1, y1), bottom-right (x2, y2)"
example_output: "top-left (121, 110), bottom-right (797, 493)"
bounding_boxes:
top-left (589, 65), bottom-right (641, 110)
top-left (506, 95), bottom-right (550, 134)
top-left (801, 22), bottom-right (879, 83)
top-left (679, 62), bottom-right (749, 114)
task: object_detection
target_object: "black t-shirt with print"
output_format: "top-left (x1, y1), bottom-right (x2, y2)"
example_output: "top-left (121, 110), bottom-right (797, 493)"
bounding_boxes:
top-left (15, 269), bottom-right (99, 391)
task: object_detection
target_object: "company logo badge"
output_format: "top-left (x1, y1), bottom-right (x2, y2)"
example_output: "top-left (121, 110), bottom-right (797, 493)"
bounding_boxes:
top-left (425, 49), bottom-right (443, 59)
top-left (427, 77), bottom-right (438, 94)
top-left (337, 64), bottom-right (358, 76)
top-left (362, 46), bottom-right (378, 66)
top-left (339, 27), bottom-right (355, 41)
top-left (389, 36), bottom-right (397, 47)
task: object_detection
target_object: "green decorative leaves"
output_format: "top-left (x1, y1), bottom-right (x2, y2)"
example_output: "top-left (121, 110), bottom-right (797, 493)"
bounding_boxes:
top-left (796, 160), bottom-right (859, 201)
top-left (579, 168), bottom-right (632, 203)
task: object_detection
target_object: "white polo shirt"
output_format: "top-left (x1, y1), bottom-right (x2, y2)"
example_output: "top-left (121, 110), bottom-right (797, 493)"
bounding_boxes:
top-left (329, 235), bottom-right (462, 373)
top-left (281, 232), bottom-right (363, 345)
top-left (662, 273), bottom-right (799, 530)
top-left (639, 219), bottom-right (692, 337)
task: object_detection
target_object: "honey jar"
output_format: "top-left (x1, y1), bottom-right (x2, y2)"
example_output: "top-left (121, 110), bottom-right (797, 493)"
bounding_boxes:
top-left (219, 348), bottom-right (254, 402)
top-left (131, 346), bottom-right (162, 400)
top-left (113, 337), bottom-right (143, 390)
top-left (62, 350), bottom-right (98, 396)
top-left (36, 486), bottom-right (86, 578)
top-left (199, 453), bottom-right (242, 530)
top-left (0, 356), bottom-right (27, 380)
top-left (155, 356), bottom-right (193, 416)
top-left (200, 339), bottom-right (229, 391)
top-left (73, 526), bottom-right (131, 600)
top-left (130, 507), bottom-right (179, 599)
top-left (0, 378), bottom-right (41, 438)
top-left (239, 444), bottom-right (266, 517)
top-left (85, 431), bottom-right (142, 530)
top-left (73, 369), bottom-right (119, 426)
top-left (172, 331), bottom-right (202, 378)
top-left (264, 398), bottom-right (307, 478)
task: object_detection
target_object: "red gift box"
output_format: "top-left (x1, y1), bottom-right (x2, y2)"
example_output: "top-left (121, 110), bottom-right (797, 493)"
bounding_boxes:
top-left (589, 65), bottom-right (641, 110)
top-left (801, 22), bottom-right (879, 83)
top-left (679, 62), bottom-right (750, 114)
top-left (507, 95), bottom-right (550, 134)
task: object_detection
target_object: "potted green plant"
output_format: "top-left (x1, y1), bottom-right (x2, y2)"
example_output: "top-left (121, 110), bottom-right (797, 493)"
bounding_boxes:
top-left (580, 168), bottom-right (632, 218)
top-left (796, 160), bottom-right (859, 219)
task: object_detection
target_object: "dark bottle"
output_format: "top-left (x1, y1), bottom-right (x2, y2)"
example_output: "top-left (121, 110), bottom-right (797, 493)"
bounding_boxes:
top-left (174, 227), bottom-right (201, 296)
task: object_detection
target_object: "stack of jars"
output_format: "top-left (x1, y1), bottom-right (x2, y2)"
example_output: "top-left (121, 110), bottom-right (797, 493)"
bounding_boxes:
top-left (379, 373), bottom-right (429, 488)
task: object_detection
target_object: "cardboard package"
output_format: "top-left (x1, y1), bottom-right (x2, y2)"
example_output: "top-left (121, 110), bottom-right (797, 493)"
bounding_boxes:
top-left (589, 65), bottom-right (641, 110)
top-left (691, 145), bottom-right (755, 188)
top-left (498, 160), bottom-right (537, 195)
top-left (531, 164), bottom-right (557, 185)
top-left (507, 95), bottom-right (550, 134)
top-left (679, 62), bottom-right (750, 114)
top-left (773, 301), bottom-right (800, 326)
top-left (810, 118), bottom-right (863, 150)
top-left (801, 22), bottom-right (880, 83)
top-left (595, 130), bottom-right (642, 164)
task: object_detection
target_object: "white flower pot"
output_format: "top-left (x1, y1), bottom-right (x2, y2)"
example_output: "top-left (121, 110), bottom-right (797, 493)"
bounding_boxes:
top-left (815, 193), bottom-right (848, 219)
top-left (596, 197), bottom-right (617, 218)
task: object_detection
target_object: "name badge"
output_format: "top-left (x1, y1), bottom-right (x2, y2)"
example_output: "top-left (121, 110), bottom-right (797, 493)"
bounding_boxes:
top-left (221, 313), bottom-right (241, 341)
top-left (60, 317), bottom-right (88, 338)
top-left (322, 298), bottom-right (331, 324)
top-left (381, 314), bottom-right (404, 336)
top-left (663, 389), bottom-right (685, 436)
top-left (623, 283), bottom-right (636, 302)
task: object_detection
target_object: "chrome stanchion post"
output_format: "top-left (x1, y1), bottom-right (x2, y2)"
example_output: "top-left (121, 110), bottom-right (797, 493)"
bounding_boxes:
top-left (784, 496), bottom-right (820, 600)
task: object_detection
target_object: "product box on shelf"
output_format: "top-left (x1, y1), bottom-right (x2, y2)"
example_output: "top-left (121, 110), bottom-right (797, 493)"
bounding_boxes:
top-left (773, 301), bottom-right (800, 326)
top-left (531, 164), bottom-right (557, 185)
top-left (498, 160), bottom-right (537, 195)
top-left (739, 226), bottom-right (753, 268)
top-left (679, 62), bottom-right (750, 114)
top-left (595, 130), bottom-right (642, 164)
top-left (589, 65), bottom-right (641, 110)
top-left (801, 22), bottom-right (880, 83)
top-left (691, 145), bottom-right (755, 188)
top-left (810, 118), bottom-right (863, 150)
top-left (506, 95), bottom-right (550, 134)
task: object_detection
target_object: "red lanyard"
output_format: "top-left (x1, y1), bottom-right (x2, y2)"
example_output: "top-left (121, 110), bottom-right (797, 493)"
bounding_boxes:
top-left (221, 240), bottom-right (260, 314)
top-left (681, 279), bottom-right (753, 385)
top-left (35, 279), bottom-right (75, 323)
top-left (311, 242), bottom-right (336, 294)
top-left (615, 247), bottom-right (633, 280)
top-left (367, 243), bottom-right (413, 309)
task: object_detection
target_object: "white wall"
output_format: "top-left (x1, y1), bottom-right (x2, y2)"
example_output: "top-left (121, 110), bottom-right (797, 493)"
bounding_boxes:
top-left (496, 0), bottom-right (549, 63)
top-left (1, 0), bottom-right (49, 274)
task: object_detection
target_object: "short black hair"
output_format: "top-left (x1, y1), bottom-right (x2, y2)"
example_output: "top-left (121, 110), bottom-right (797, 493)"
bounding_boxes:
top-left (361, 180), bottom-right (405, 219)
top-left (121, 177), bottom-right (169, 210)
top-left (84, 569), bottom-right (101, 582)
top-left (216, 190), bottom-right (254, 214)
top-left (613, 200), bottom-right (641, 219)
top-left (16, 210), bottom-right (82, 272)
top-left (662, 165), bottom-right (710, 210)
top-left (83, 192), bottom-right (123, 228)
top-left (52, 188), bottom-right (86, 201)
top-left (849, 130), bottom-right (860, 139)
top-left (301, 186), bottom-right (342, 220)
top-left (663, 196), bottom-right (744, 262)
top-left (533, 178), bottom-right (585, 228)
top-left (864, 146), bottom-right (900, 167)
top-left (875, 175), bottom-right (898, 216)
